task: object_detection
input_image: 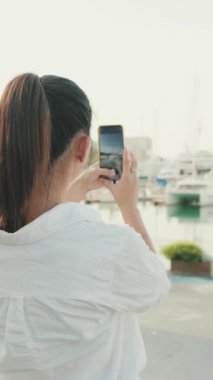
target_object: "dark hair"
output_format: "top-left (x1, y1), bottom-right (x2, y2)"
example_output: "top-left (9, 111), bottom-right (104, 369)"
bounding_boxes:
top-left (0, 73), bottom-right (92, 232)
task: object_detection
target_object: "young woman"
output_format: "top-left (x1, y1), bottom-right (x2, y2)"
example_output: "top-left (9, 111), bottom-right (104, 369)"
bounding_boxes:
top-left (0, 73), bottom-right (170, 380)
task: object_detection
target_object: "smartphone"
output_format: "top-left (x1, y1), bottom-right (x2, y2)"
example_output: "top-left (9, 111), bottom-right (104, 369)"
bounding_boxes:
top-left (98, 125), bottom-right (124, 181)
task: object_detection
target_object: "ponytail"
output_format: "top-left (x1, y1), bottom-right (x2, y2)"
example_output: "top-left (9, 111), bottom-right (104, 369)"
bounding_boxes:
top-left (0, 73), bottom-right (51, 232)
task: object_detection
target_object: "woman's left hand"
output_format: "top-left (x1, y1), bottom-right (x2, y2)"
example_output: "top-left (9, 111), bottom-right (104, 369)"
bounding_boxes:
top-left (65, 163), bottom-right (115, 202)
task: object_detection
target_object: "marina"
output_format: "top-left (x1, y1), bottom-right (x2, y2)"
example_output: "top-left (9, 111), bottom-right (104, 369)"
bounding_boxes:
top-left (1, 0), bottom-right (213, 378)
top-left (86, 151), bottom-right (213, 266)
top-left (88, 197), bottom-right (213, 266)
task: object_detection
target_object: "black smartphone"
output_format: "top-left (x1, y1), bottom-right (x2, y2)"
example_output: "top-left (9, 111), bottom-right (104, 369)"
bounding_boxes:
top-left (98, 125), bottom-right (124, 181)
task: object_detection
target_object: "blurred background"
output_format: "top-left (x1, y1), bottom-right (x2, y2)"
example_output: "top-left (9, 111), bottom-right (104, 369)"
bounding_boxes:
top-left (0, 0), bottom-right (213, 378)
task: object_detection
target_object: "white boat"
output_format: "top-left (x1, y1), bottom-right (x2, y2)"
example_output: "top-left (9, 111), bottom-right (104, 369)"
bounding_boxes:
top-left (167, 204), bottom-right (213, 222)
top-left (137, 157), bottom-right (165, 180)
top-left (166, 177), bottom-right (213, 206)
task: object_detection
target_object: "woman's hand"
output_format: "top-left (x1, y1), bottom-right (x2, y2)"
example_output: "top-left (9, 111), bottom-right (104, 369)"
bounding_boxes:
top-left (100, 148), bottom-right (139, 211)
top-left (100, 148), bottom-right (156, 252)
top-left (65, 147), bottom-right (139, 209)
top-left (66, 164), bottom-right (115, 202)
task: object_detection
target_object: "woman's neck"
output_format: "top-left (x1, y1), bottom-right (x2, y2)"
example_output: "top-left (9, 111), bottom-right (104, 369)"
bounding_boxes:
top-left (24, 172), bottom-right (68, 224)
top-left (25, 188), bottom-right (65, 224)
top-left (24, 155), bottom-right (80, 224)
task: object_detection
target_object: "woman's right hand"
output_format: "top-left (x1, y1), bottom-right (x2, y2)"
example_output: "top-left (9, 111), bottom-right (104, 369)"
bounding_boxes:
top-left (66, 165), bottom-right (115, 203)
top-left (100, 148), bottom-right (139, 211)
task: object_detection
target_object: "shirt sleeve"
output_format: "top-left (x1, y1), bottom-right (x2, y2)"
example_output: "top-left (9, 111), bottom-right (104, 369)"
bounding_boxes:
top-left (108, 225), bottom-right (171, 313)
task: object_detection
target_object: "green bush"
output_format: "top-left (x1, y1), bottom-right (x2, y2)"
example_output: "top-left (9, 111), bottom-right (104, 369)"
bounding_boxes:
top-left (161, 241), bottom-right (203, 263)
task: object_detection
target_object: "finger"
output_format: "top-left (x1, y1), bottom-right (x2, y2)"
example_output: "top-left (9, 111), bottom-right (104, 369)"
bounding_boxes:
top-left (99, 178), bottom-right (115, 189)
top-left (129, 151), bottom-right (138, 170)
top-left (94, 167), bottom-right (116, 178)
top-left (89, 161), bottom-right (99, 168)
top-left (122, 147), bottom-right (131, 174)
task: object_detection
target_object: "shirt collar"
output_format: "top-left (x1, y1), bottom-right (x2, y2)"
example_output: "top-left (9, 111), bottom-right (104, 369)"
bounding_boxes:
top-left (0, 202), bottom-right (101, 245)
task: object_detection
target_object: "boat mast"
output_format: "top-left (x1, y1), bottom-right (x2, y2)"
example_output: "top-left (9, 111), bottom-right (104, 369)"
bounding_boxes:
top-left (191, 67), bottom-right (200, 177)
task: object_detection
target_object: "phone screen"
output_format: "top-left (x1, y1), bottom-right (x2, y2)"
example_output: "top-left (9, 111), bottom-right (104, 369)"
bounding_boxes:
top-left (99, 125), bottom-right (124, 180)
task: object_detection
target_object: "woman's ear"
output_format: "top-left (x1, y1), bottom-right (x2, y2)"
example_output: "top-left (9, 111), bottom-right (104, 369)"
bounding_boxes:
top-left (76, 134), bottom-right (91, 164)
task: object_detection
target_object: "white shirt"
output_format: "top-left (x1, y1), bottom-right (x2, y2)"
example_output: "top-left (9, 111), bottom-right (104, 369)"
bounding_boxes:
top-left (0, 202), bottom-right (170, 380)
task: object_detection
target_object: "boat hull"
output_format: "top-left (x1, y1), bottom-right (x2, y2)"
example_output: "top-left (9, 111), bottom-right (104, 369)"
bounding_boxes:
top-left (166, 190), bottom-right (213, 206)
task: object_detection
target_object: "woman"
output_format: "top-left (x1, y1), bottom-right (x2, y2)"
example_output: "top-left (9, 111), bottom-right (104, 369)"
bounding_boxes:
top-left (0, 73), bottom-right (170, 380)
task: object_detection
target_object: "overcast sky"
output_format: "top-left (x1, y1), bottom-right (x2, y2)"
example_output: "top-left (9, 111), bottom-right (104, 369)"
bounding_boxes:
top-left (0, 0), bottom-right (213, 158)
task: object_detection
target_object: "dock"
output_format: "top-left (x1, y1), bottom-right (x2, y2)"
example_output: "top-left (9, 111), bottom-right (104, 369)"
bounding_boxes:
top-left (139, 275), bottom-right (213, 380)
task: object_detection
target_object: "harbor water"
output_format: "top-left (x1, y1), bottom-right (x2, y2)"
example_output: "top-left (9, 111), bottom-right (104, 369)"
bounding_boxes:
top-left (89, 201), bottom-right (213, 265)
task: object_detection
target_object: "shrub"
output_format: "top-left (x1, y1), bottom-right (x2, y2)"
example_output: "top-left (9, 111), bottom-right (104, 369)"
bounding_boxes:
top-left (161, 241), bottom-right (203, 263)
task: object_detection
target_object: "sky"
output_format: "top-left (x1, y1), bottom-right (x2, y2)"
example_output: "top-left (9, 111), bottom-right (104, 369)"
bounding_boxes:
top-left (100, 132), bottom-right (123, 154)
top-left (0, 0), bottom-right (213, 158)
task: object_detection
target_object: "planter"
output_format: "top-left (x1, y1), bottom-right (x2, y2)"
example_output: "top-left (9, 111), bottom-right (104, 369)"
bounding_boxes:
top-left (171, 259), bottom-right (213, 277)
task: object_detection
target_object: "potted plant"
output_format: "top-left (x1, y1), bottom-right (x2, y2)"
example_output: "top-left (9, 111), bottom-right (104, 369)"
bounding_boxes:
top-left (161, 241), bottom-right (213, 277)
